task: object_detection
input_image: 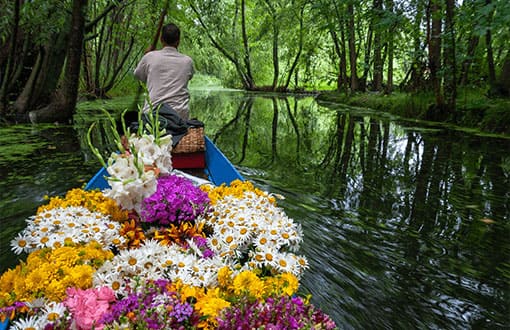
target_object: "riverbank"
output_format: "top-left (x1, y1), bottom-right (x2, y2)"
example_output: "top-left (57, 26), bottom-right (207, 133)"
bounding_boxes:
top-left (316, 89), bottom-right (510, 137)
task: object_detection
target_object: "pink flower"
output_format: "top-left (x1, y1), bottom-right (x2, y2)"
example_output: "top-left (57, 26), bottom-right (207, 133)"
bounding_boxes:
top-left (96, 286), bottom-right (116, 301)
top-left (64, 286), bottom-right (116, 330)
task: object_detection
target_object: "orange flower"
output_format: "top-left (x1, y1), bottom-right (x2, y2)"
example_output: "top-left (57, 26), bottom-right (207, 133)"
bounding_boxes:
top-left (120, 219), bottom-right (145, 248)
top-left (153, 222), bottom-right (205, 246)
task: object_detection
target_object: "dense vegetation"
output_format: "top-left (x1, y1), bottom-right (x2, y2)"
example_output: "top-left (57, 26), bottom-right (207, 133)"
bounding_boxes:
top-left (0, 0), bottom-right (509, 132)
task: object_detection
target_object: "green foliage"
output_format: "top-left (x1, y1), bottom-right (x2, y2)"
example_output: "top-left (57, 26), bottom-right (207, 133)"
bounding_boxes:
top-left (2, 0), bottom-right (509, 115)
top-left (0, 0), bottom-right (14, 45)
top-left (317, 88), bottom-right (510, 136)
top-left (0, 125), bottom-right (53, 166)
top-left (20, 0), bottom-right (71, 45)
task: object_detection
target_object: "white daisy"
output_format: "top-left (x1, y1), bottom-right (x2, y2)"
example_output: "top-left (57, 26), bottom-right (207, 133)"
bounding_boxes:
top-left (10, 315), bottom-right (43, 330)
top-left (42, 301), bottom-right (68, 323)
top-left (10, 232), bottom-right (32, 255)
top-left (93, 271), bottom-right (129, 297)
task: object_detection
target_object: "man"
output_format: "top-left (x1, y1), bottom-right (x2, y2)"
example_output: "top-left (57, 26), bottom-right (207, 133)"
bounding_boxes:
top-left (134, 23), bottom-right (194, 120)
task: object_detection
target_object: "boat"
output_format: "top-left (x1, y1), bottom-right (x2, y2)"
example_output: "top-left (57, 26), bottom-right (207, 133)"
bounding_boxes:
top-left (85, 136), bottom-right (244, 190)
top-left (0, 136), bottom-right (243, 330)
top-left (0, 133), bottom-right (336, 330)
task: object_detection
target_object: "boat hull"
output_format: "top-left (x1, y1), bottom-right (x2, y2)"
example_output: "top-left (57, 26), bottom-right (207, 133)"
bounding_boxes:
top-left (0, 137), bottom-right (243, 330)
top-left (85, 136), bottom-right (243, 190)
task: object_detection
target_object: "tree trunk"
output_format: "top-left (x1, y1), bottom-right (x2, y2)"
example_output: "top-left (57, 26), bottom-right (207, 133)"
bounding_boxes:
top-left (403, 0), bottom-right (425, 92)
top-left (486, 30), bottom-right (496, 90)
top-left (361, 28), bottom-right (373, 92)
top-left (495, 51), bottom-right (510, 96)
top-left (263, 0), bottom-right (279, 90)
top-left (29, 0), bottom-right (88, 123)
top-left (485, 0), bottom-right (497, 92)
top-left (459, 35), bottom-right (479, 86)
top-left (189, 1), bottom-right (254, 90)
top-left (0, 0), bottom-right (21, 113)
top-left (339, 26), bottom-right (348, 91)
top-left (385, 0), bottom-right (395, 94)
top-left (82, 40), bottom-right (94, 96)
top-left (385, 36), bottom-right (394, 94)
top-left (98, 36), bottom-right (134, 96)
top-left (444, 0), bottom-right (456, 112)
top-left (330, 0), bottom-right (348, 92)
top-left (428, 0), bottom-right (443, 107)
top-left (241, 0), bottom-right (255, 89)
top-left (14, 32), bottom-right (69, 116)
top-left (372, 0), bottom-right (383, 91)
top-left (347, 2), bottom-right (359, 92)
top-left (330, 30), bottom-right (347, 92)
top-left (284, 3), bottom-right (305, 90)
top-left (271, 16), bottom-right (279, 90)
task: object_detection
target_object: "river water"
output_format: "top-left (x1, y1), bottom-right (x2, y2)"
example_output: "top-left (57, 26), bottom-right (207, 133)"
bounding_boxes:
top-left (0, 90), bottom-right (509, 329)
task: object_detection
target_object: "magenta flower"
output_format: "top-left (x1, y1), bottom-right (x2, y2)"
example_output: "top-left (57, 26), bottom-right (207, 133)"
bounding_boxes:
top-left (100, 278), bottom-right (200, 329)
top-left (140, 174), bottom-right (210, 226)
top-left (217, 295), bottom-right (337, 330)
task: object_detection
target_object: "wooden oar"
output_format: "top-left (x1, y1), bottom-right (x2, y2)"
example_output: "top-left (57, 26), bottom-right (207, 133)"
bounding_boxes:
top-left (131, 0), bottom-right (171, 111)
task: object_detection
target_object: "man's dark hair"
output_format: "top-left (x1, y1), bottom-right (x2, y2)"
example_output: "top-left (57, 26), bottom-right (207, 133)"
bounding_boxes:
top-left (161, 23), bottom-right (180, 46)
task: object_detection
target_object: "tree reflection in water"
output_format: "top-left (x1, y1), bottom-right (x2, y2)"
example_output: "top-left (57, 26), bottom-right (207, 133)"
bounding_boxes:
top-left (0, 90), bottom-right (508, 329)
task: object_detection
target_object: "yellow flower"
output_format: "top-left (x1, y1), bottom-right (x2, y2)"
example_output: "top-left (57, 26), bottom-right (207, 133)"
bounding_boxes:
top-left (173, 280), bottom-right (205, 303)
top-left (264, 272), bottom-right (299, 296)
top-left (201, 180), bottom-right (275, 205)
top-left (0, 270), bottom-right (16, 303)
top-left (194, 288), bottom-right (230, 327)
top-left (232, 270), bottom-right (265, 299)
top-left (217, 266), bottom-right (233, 289)
top-left (37, 188), bottom-right (128, 222)
top-left (0, 242), bottom-right (112, 306)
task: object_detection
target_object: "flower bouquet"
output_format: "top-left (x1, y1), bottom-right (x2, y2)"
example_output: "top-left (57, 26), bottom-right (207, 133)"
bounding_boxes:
top-left (0, 107), bottom-right (337, 329)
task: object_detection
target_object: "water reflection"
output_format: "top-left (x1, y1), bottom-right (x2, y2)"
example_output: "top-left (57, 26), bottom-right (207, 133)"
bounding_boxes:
top-left (0, 90), bottom-right (509, 329)
top-left (0, 125), bottom-right (100, 271)
top-left (191, 91), bottom-right (510, 329)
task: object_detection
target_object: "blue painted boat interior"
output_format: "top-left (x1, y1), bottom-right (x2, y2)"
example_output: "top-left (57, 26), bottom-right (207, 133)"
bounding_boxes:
top-left (84, 136), bottom-right (243, 190)
top-left (1, 138), bottom-right (243, 329)
top-left (204, 136), bottom-right (244, 185)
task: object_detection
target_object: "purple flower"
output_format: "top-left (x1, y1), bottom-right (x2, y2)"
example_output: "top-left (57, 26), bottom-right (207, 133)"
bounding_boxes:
top-left (140, 175), bottom-right (210, 226)
top-left (217, 296), bottom-right (338, 330)
top-left (100, 278), bottom-right (201, 329)
top-left (192, 235), bottom-right (216, 258)
top-left (168, 301), bottom-right (193, 323)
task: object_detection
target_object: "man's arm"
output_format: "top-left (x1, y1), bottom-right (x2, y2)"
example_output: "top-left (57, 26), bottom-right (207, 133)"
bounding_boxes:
top-left (134, 56), bottom-right (148, 83)
top-left (189, 59), bottom-right (195, 80)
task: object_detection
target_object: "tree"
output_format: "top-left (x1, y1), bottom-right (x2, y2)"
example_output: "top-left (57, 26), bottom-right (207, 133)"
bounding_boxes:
top-left (314, 0), bottom-right (348, 92)
top-left (443, 0), bottom-right (456, 111)
top-left (263, 0), bottom-right (281, 90)
top-left (372, 0), bottom-right (384, 91)
top-left (83, 2), bottom-right (135, 98)
top-left (0, 0), bottom-right (22, 115)
top-left (428, 0), bottom-right (443, 108)
top-left (188, 0), bottom-right (256, 90)
top-left (282, 0), bottom-right (308, 90)
top-left (457, 0), bottom-right (480, 86)
top-left (426, 0), bottom-right (457, 119)
top-left (347, 1), bottom-right (359, 92)
top-left (0, 0), bottom-right (127, 123)
top-left (384, 0), bottom-right (395, 94)
top-left (28, 0), bottom-right (88, 123)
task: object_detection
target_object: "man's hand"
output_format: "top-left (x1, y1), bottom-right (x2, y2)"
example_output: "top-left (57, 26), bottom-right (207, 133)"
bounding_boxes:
top-left (145, 46), bottom-right (156, 54)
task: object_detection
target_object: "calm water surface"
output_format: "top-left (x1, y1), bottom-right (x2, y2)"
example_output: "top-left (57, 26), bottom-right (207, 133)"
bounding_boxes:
top-left (1, 90), bottom-right (509, 329)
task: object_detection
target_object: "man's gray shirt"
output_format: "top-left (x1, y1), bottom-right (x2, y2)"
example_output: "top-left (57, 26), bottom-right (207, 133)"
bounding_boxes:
top-left (134, 46), bottom-right (194, 119)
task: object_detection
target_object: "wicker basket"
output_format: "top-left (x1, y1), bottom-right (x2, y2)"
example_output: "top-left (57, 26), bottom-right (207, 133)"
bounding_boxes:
top-left (172, 127), bottom-right (205, 154)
